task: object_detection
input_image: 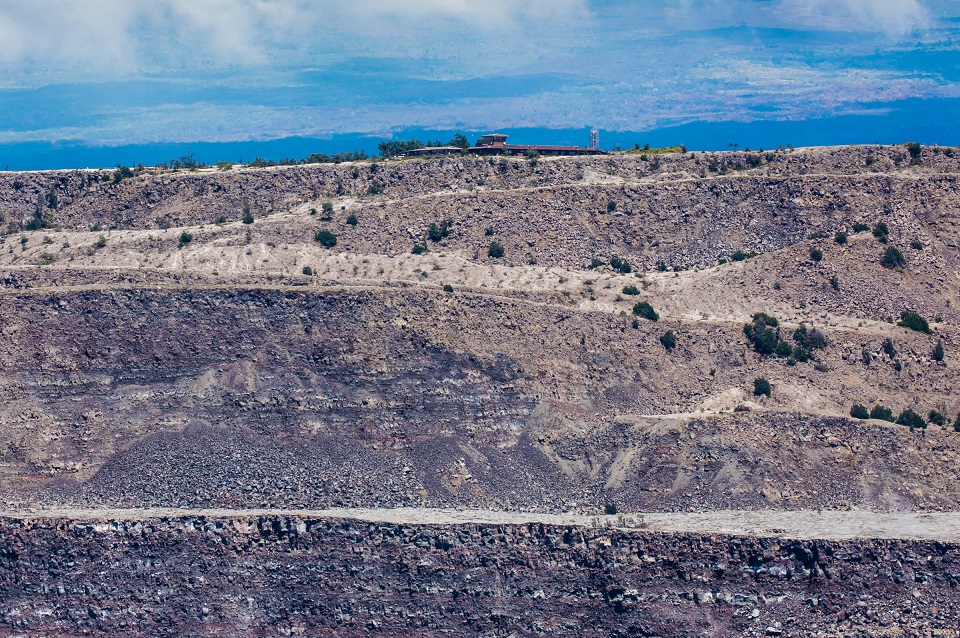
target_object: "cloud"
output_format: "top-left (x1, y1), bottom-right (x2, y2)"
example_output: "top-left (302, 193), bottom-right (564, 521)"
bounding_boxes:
top-left (780, 0), bottom-right (931, 36)
top-left (0, 0), bottom-right (591, 83)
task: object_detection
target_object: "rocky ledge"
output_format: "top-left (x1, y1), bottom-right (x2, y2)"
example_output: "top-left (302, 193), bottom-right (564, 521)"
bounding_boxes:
top-left (1, 515), bottom-right (959, 636)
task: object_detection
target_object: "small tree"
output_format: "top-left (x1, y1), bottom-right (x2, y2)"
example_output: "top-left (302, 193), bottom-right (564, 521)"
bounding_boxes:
top-left (633, 301), bottom-right (659, 321)
top-left (302, 266), bottom-right (313, 276)
top-left (607, 201), bottom-right (617, 212)
top-left (178, 231), bottom-right (193, 246)
top-left (873, 222), bottom-right (889, 242)
top-left (933, 340), bottom-right (945, 362)
top-left (870, 404), bottom-right (895, 422)
top-left (488, 242), bottom-right (504, 258)
top-left (809, 246), bottom-right (823, 262)
top-left (315, 230), bottom-right (337, 247)
top-left (753, 377), bottom-right (771, 397)
top-left (850, 404), bottom-right (869, 419)
top-left (660, 330), bottom-right (676, 351)
top-left (882, 337), bottom-right (896, 358)
top-left (622, 285), bottom-right (640, 296)
top-left (852, 222), bottom-right (870, 233)
top-left (346, 213), bottom-right (358, 226)
top-left (897, 311), bottom-right (930, 333)
top-left (896, 408), bottom-right (926, 429)
top-left (242, 211), bottom-right (255, 224)
top-left (881, 246), bottom-right (905, 268)
top-left (321, 202), bottom-right (334, 218)
top-left (928, 409), bottom-right (946, 427)
top-left (834, 231), bottom-right (847, 245)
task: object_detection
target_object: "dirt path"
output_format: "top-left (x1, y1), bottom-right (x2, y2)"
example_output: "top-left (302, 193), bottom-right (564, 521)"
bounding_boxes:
top-left (4, 507), bottom-right (960, 541)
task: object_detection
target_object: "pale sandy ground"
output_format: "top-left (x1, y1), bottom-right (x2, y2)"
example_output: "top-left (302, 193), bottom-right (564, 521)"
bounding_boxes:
top-left (4, 508), bottom-right (960, 541)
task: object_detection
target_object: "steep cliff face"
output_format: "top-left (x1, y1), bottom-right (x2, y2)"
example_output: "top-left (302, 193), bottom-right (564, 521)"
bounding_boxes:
top-left (0, 285), bottom-right (958, 512)
top-left (1, 515), bottom-right (959, 637)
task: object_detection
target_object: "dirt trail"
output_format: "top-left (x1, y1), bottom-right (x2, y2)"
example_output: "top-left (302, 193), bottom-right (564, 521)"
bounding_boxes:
top-left (4, 507), bottom-right (960, 541)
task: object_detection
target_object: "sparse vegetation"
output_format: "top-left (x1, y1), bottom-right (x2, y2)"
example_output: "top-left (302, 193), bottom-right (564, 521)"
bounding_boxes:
top-left (897, 311), bottom-right (930, 334)
top-left (872, 222), bottom-right (889, 243)
top-left (928, 409), bottom-right (946, 427)
top-left (622, 285), bottom-right (640, 296)
top-left (314, 230), bottom-right (337, 248)
top-left (882, 337), bottom-right (897, 359)
top-left (633, 301), bottom-right (658, 321)
top-left (428, 220), bottom-right (452, 242)
top-left (896, 408), bottom-right (926, 429)
top-left (881, 246), bottom-right (905, 269)
top-left (321, 202), bottom-right (334, 219)
top-left (834, 231), bottom-right (847, 245)
top-left (870, 404), bottom-right (895, 422)
top-left (488, 242), bottom-right (504, 258)
top-left (809, 246), bottom-right (823, 262)
top-left (346, 213), bottom-right (358, 226)
top-left (852, 222), bottom-right (870, 233)
top-left (933, 340), bottom-right (945, 362)
top-left (753, 377), bottom-right (771, 397)
top-left (609, 256), bottom-right (632, 273)
top-left (731, 250), bottom-right (757, 262)
top-left (660, 330), bottom-right (676, 351)
top-left (910, 239), bottom-right (923, 250)
top-left (411, 243), bottom-right (427, 255)
top-left (850, 404), bottom-right (869, 419)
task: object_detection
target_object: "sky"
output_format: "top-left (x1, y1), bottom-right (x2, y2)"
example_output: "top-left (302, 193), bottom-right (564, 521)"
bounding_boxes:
top-left (0, 0), bottom-right (958, 167)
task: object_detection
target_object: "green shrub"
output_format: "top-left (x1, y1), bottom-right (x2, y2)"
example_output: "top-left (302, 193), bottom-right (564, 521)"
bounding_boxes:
top-left (610, 256), bottom-right (632, 273)
top-left (743, 313), bottom-right (783, 355)
top-left (731, 249), bottom-right (756, 262)
top-left (488, 241), bottom-right (504, 258)
top-left (631, 319), bottom-right (639, 329)
top-left (882, 337), bottom-right (896, 358)
top-left (302, 266), bottom-right (313, 276)
top-left (443, 284), bottom-right (454, 293)
top-left (873, 222), bottom-right (889, 242)
top-left (852, 222), bottom-right (870, 233)
top-left (321, 202), bottom-right (334, 218)
top-left (214, 216), bottom-right (227, 224)
top-left (589, 257), bottom-right (604, 269)
top-left (484, 227), bottom-right (494, 236)
top-left (660, 330), bottom-right (676, 351)
top-left (834, 231), bottom-right (847, 245)
top-left (897, 311), bottom-right (930, 333)
top-left (933, 340), bottom-right (945, 362)
top-left (242, 211), bottom-right (254, 224)
top-left (910, 239), bottom-right (923, 250)
top-left (604, 503), bottom-right (618, 515)
top-left (314, 230), bottom-right (337, 247)
top-left (870, 404), bottom-right (895, 422)
top-left (309, 207), bottom-right (317, 216)
top-left (178, 231), bottom-right (193, 246)
top-left (928, 410), bottom-right (946, 427)
top-left (366, 184), bottom-right (382, 195)
top-left (428, 221), bottom-right (452, 242)
top-left (881, 246), bottom-right (905, 269)
top-left (633, 301), bottom-right (659, 321)
top-left (830, 275), bottom-right (840, 291)
top-left (346, 213), bottom-right (358, 226)
top-left (607, 201), bottom-right (617, 212)
top-left (896, 408), bottom-right (926, 429)
top-left (955, 413), bottom-right (960, 433)
top-left (753, 377), bottom-right (771, 397)
top-left (622, 285), bottom-right (640, 295)
top-left (411, 243), bottom-right (427, 254)
top-left (94, 236), bottom-right (107, 249)
top-left (809, 246), bottom-right (823, 262)
top-left (850, 404), bottom-right (869, 419)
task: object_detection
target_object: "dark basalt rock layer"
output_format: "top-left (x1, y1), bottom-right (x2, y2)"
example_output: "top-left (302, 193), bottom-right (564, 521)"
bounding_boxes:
top-left (1, 515), bottom-right (959, 637)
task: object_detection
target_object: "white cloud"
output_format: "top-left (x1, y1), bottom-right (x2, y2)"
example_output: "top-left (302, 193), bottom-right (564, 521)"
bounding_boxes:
top-left (780, 0), bottom-right (931, 36)
top-left (0, 0), bottom-right (591, 83)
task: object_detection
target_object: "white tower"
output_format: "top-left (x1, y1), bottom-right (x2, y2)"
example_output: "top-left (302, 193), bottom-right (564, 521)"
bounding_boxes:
top-left (589, 129), bottom-right (600, 150)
